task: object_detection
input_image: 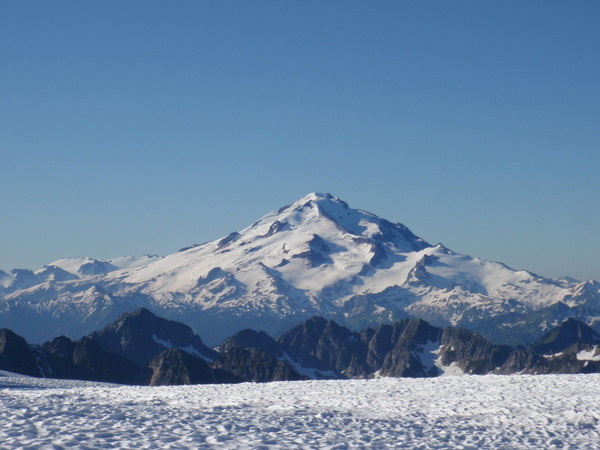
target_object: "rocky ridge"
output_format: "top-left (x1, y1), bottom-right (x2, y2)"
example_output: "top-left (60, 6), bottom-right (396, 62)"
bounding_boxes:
top-left (1, 309), bottom-right (600, 386)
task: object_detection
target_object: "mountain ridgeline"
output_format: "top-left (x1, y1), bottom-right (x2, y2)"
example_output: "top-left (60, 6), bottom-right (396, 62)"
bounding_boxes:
top-left (1, 193), bottom-right (599, 347)
top-left (1, 308), bottom-right (600, 386)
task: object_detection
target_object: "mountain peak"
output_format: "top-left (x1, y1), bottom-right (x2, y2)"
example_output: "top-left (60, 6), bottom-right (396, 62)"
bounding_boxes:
top-left (299, 192), bottom-right (336, 202)
top-left (3, 193), bottom-right (600, 348)
top-left (287, 192), bottom-right (349, 213)
top-left (534, 318), bottom-right (600, 354)
top-left (128, 307), bottom-right (155, 319)
top-left (89, 307), bottom-right (217, 366)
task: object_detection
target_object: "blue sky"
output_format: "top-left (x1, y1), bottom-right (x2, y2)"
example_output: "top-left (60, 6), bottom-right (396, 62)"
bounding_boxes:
top-left (1, 1), bottom-right (599, 281)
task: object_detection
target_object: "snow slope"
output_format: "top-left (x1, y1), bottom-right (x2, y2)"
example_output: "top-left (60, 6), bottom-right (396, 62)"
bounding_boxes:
top-left (49, 255), bottom-right (161, 276)
top-left (1, 193), bottom-right (599, 345)
top-left (1, 370), bottom-right (599, 448)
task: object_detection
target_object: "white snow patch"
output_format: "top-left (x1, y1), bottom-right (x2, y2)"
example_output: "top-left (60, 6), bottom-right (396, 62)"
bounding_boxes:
top-left (359, 219), bottom-right (380, 239)
top-left (152, 334), bottom-right (170, 347)
top-left (152, 335), bottom-right (212, 362)
top-left (576, 347), bottom-right (600, 361)
top-left (544, 352), bottom-right (564, 358)
top-left (419, 341), bottom-right (465, 376)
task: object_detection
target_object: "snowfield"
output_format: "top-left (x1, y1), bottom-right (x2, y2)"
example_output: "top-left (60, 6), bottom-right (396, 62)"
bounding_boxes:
top-left (2, 372), bottom-right (600, 448)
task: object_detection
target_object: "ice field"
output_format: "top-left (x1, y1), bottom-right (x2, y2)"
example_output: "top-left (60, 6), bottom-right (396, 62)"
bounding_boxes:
top-left (1, 371), bottom-right (600, 448)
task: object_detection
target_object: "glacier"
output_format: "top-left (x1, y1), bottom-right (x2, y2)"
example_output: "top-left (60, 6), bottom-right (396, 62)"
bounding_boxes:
top-left (1, 370), bottom-right (599, 448)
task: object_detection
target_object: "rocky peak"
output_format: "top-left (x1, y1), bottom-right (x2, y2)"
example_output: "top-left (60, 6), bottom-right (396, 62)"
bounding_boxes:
top-left (89, 308), bottom-right (217, 367)
top-left (216, 329), bottom-right (282, 357)
top-left (0, 328), bottom-right (40, 377)
top-left (40, 335), bottom-right (146, 384)
top-left (534, 318), bottom-right (600, 354)
top-left (439, 327), bottom-right (512, 375)
top-left (214, 347), bottom-right (305, 382)
top-left (278, 315), bottom-right (367, 376)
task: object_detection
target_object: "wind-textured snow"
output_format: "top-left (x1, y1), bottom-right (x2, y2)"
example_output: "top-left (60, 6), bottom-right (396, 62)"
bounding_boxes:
top-left (2, 371), bottom-right (600, 449)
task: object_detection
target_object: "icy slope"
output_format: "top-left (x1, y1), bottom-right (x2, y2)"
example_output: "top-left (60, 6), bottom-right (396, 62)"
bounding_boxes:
top-left (1, 192), bottom-right (599, 345)
top-left (118, 192), bottom-right (429, 300)
top-left (2, 370), bottom-right (600, 448)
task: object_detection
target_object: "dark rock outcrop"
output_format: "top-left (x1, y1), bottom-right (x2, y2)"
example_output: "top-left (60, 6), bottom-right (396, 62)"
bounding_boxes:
top-left (148, 348), bottom-right (231, 386)
top-left (4, 311), bottom-right (600, 386)
top-left (534, 318), bottom-right (600, 355)
top-left (90, 308), bottom-right (217, 367)
top-left (291, 234), bottom-right (334, 267)
top-left (39, 336), bottom-right (146, 384)
top-left (494, 319), bottom-right (600, 375)
top-left (0, 328), bottom-right (41, 377)
top-left (497, 345), bottom-right (542, 374)
top-left (217, 329), bottom-right (283, 357)
top-left (277, 315), bottom-right (600, 379)
top-left (374, 319), bottom-right (441, 377)
top-left (214, 347), bottom-right (305, 382)
top-left (498, 343), bottom-right (600, 375)
top-left (278, 316), bottom-right (368, 377)
top-left (538, 353), bottom-right (600, 374)
top-left (438, 327), bottom-right (512, 375)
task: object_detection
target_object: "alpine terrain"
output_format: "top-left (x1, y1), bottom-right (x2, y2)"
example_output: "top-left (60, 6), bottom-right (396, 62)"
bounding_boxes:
top-left (1, 193), bottom-right (599, 346)
top-left (3, 309), bottom-right (600, 386)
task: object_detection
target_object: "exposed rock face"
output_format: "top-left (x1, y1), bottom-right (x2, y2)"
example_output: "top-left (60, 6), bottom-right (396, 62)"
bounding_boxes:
top-left (498, 344), bottom-right (600, 375)
top-left (494, 319), bottom-right (600, 375)
top-left (272, 317), bottom-right (600, 379)
top-left (534, 318), bottom-right (600, 354)
top-left (372, 319), bottom-right (441, 377)
top-left (147, 349), bottom-right (222, 386)
top-left (90, 308), bottom-right (217, 367)
top-left (225, 316), bottom-right (600, 380)
top-left (497, 346), bottom-right (542, 374)
top-left (538, 353), bottom-right (600, 374)
top-left (214, 347), bottom-right (305, 382)
top-left (217, 329), bottom-right (283, 357)
top-left (501, 319), bottom-right (600, 374)
top-left (39, 336), bottom-right (146, 384)
top-left (437, 328), bottom-right (513, 375)
top-left (3, 312), bottom-right (600, 386)
top-left (0, 328), bottom-right (40, 377)
top-left (278, 316), bottom-right (368, 376)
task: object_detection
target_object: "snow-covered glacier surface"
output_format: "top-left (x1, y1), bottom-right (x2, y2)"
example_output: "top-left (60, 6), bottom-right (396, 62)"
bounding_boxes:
top-left (2, 372), bottom-right (600, 448)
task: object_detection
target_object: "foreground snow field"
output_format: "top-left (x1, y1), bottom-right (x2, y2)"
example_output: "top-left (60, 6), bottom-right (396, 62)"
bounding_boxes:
top-left (1, 371), bottom-right (600, 449)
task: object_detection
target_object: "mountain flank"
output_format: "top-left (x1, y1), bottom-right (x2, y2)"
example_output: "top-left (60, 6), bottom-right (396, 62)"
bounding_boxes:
top-left (1, 193), bottom-right (599, 347)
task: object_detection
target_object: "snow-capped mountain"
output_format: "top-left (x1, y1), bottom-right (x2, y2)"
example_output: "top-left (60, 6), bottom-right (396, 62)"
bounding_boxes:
top-left (1, 192), bottom-right (599, 345)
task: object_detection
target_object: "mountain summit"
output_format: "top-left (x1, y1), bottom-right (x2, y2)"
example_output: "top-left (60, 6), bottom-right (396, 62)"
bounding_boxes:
top-left (1, 193), bottom-right (599, 345)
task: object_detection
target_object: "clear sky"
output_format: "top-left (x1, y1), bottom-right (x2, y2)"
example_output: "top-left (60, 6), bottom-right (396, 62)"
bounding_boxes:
top-left (1, 1), bottom-right (599, 281)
